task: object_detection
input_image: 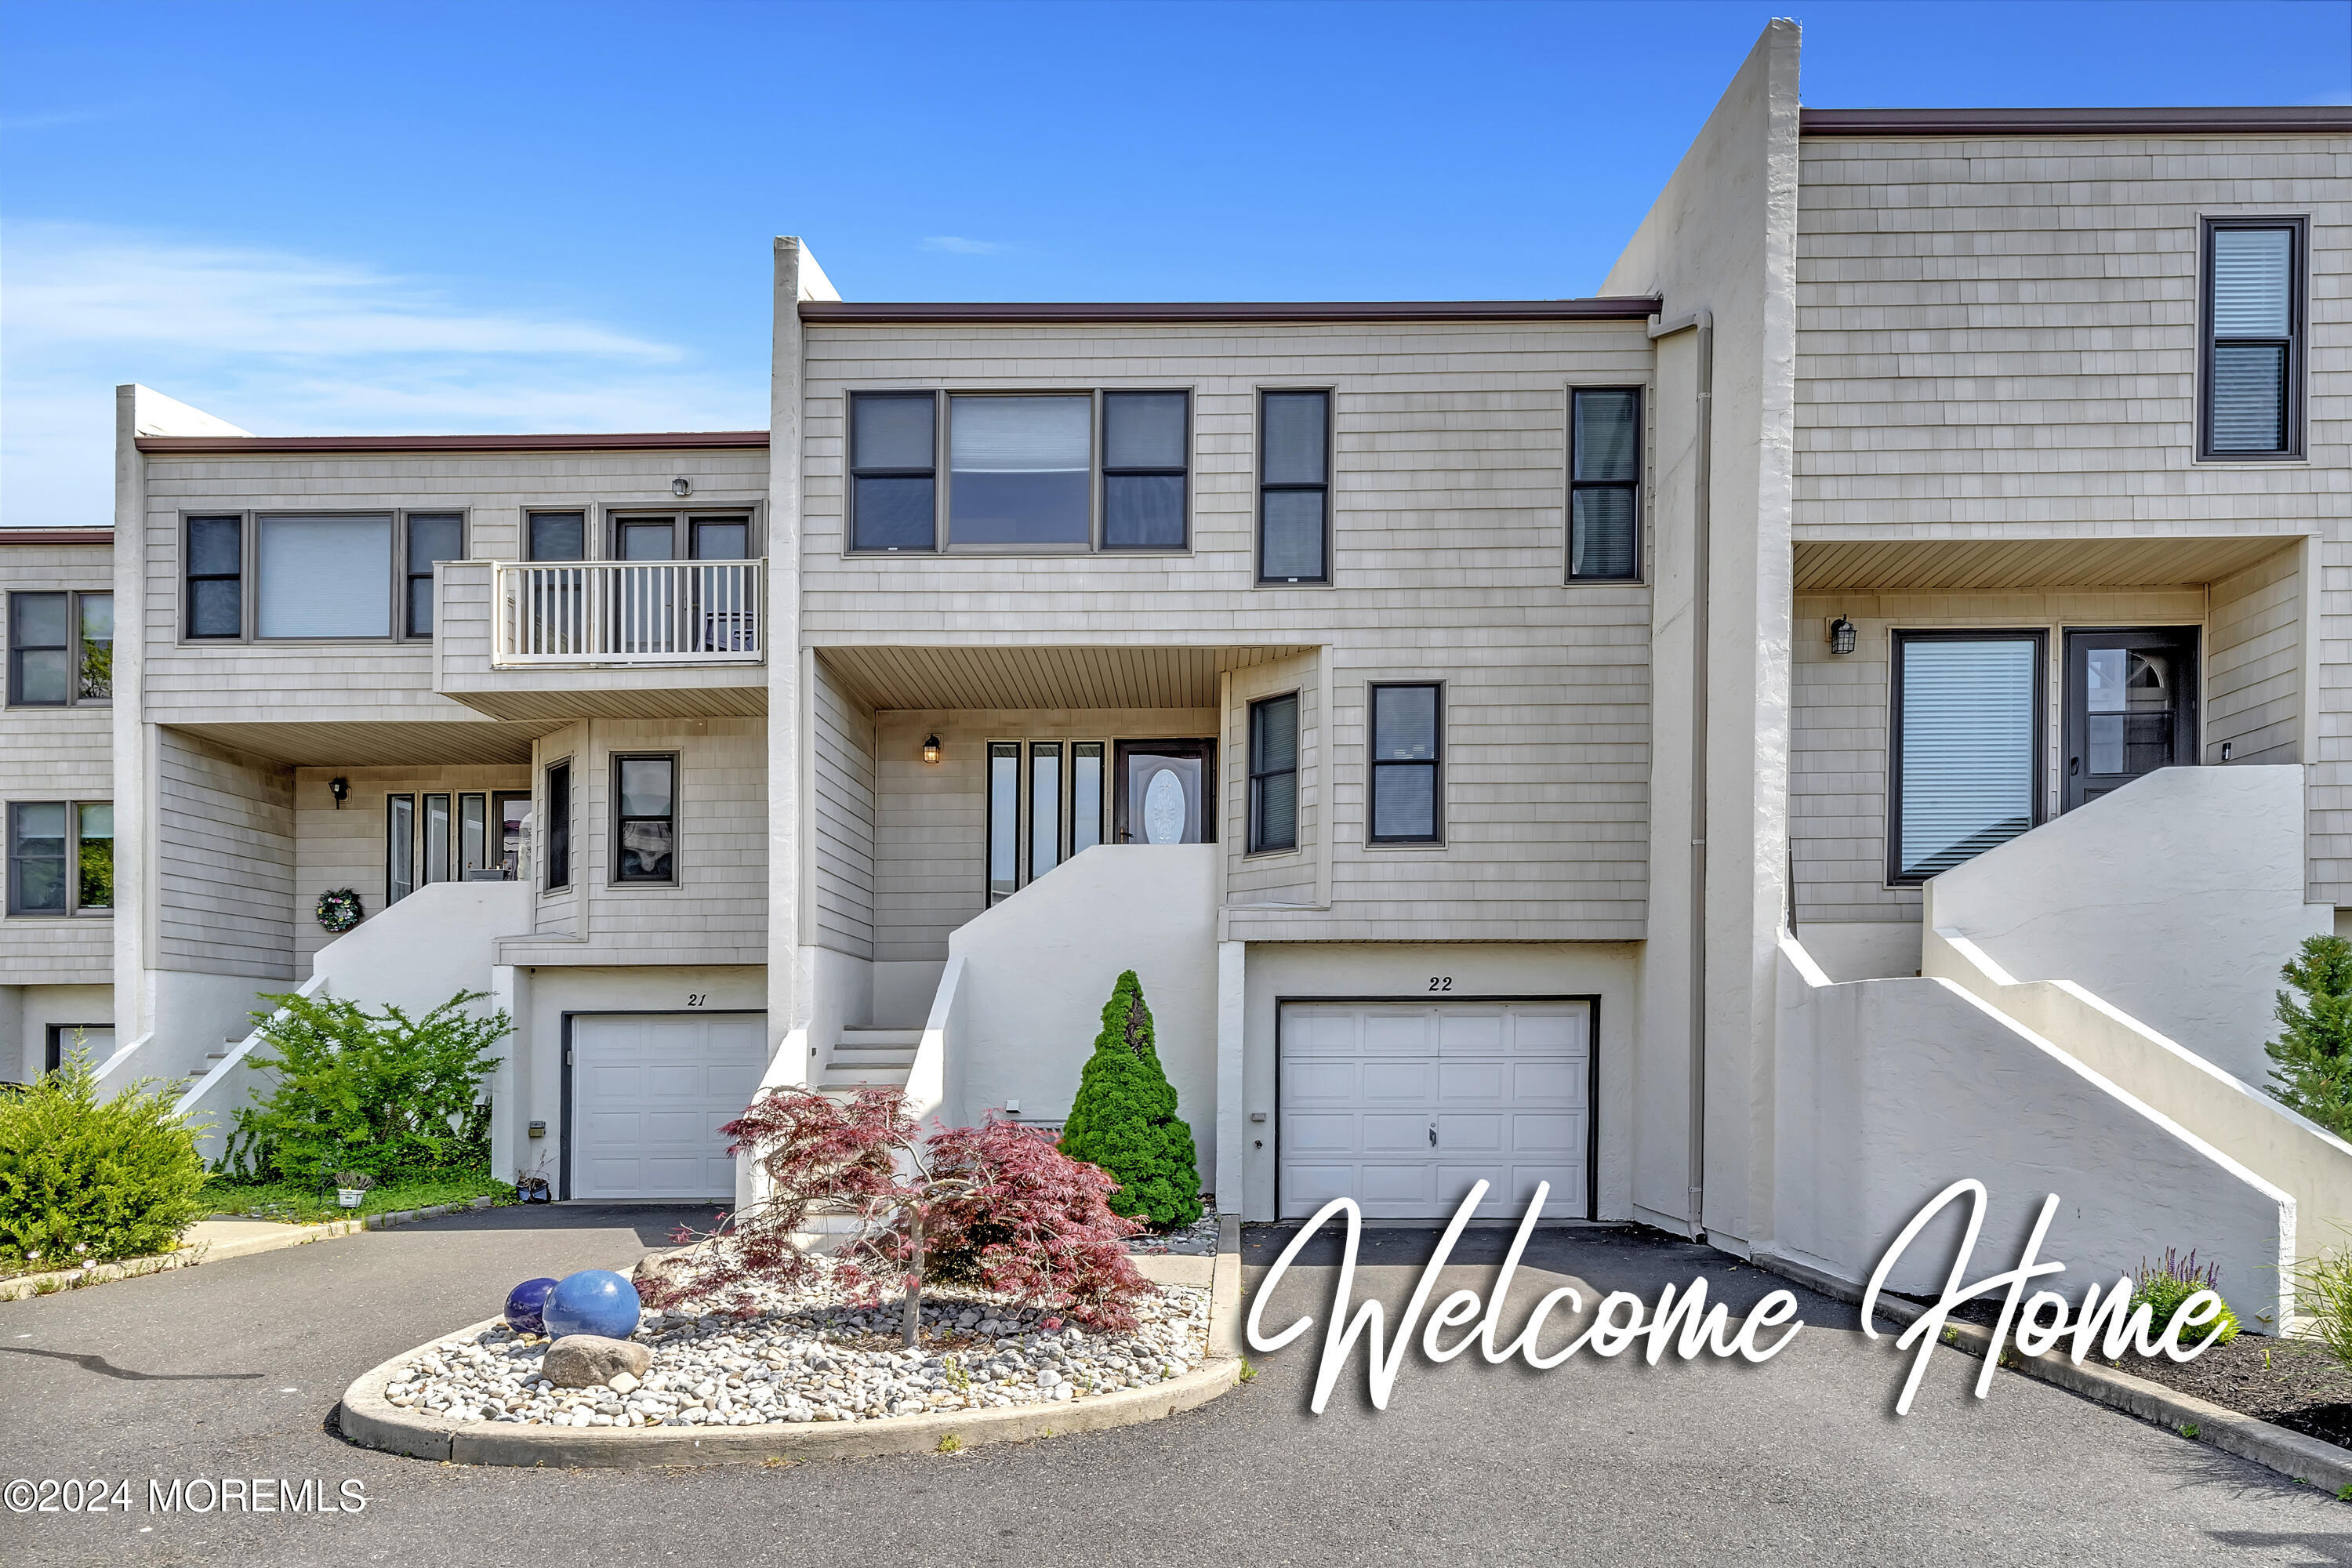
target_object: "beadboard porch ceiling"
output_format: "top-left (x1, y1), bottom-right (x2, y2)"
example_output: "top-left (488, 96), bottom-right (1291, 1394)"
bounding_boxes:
top-left (816, 644), bottom-right (1313, 712)
top-left (1793, 532), bottom-right (2303, 593)
top-left (173, 718), bottom-right (568, 767)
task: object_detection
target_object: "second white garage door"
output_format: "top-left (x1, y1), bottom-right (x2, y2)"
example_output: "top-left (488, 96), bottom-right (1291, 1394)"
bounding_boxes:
top-left (1279, 1000), bottom-right (1591, 1221)
top-left (570, 1013), bottom-right (767, 1200)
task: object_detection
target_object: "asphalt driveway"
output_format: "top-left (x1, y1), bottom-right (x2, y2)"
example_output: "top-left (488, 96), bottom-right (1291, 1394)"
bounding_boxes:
top-left (1, 1204), bottom-right (2345, 1566)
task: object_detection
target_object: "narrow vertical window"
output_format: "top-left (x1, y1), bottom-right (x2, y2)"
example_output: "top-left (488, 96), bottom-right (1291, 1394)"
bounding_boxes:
top-left (543, 763), bottom-right (572, 890)
top-left (1102, 391), bottom-right (1189, 549)
top-left (75, 803), bottom-right (112, 912)
top-left (2202, 220), bottom-right (2304, 459)
top-left (1249, 693), bottom-right (1300, 853)
top-left (387, 793), bottom-right (416, 906)
top-left (423, 793), bottom-right (452, 884)
top-left (1889, 632), bottom-right (2044, 883)
top-left (528, 511), bottom-right (586, 561)
top-left (1570, 387), bottom-right (1642, 580)
top-left (459, 793), bottom-right (488, 879)
top-left (1258, 390), bottom-right (1330, 583)
top-left (1071, 742), bottom-right (1105, 855)
top-left (1368, 684), bottom-right (1442, 844)
top-left (7, 593), bottom-right (67, 706)
top-left (7, 802), bottom-right (69, 914)
top-left (405, 514), bottom-right (463, 637)
top-left (76, 593), bottom-right (111, 701)
top-left (986, 741), bottom-right (1020, 903)
top-left (186, 515), bottom-right (243, 637)
top-left (1029, 742), bottom-right (1063, 881)
top-left (614, 755), bottom-right (677, 884)
top-left (851, 392), bottom-right (938, 551)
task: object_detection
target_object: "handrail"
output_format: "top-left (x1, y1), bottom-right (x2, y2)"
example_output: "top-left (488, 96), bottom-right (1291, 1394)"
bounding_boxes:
top-left (492, 558), bottom-right (764, 666)
top-left (175, 973), bottom-right (329, 1126)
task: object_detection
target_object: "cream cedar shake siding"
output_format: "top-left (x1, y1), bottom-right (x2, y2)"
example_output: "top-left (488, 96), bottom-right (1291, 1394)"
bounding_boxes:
top-left (0, 528), bottom-right (118, 1081)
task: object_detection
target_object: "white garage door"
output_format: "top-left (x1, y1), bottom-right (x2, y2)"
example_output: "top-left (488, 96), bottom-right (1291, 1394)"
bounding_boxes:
top-left (1279, 1000), bottom-right (1591, 1221)
top-left (571, 1013), bottom-right (767, 1200)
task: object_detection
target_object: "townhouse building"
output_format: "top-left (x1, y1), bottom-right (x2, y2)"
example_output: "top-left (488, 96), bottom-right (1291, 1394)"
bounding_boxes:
top-left (6, 20), bottom-right (2344, 1325)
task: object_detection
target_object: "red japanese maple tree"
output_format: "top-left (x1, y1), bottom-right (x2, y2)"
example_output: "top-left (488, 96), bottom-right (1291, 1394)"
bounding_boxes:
top-left (639, 1086), bottom-right (1152, 1344)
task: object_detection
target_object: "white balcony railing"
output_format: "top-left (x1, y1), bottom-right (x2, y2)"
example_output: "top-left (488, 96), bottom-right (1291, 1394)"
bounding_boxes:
top-left (493, 559), bottom-right (764, 666)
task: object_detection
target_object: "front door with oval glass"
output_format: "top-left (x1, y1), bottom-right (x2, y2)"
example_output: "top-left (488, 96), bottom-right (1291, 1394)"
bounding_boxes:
top-left (1114, 740), bottom-right (1216, 845)
top-left (2063, 628), bottom-right (2199, 814)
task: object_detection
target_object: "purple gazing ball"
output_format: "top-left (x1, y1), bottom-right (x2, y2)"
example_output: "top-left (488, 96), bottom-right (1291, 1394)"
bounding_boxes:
top-left (543, 1269), bottom-right (642, 1341)
top-left (503, 1276), bottom-right (558, 1335)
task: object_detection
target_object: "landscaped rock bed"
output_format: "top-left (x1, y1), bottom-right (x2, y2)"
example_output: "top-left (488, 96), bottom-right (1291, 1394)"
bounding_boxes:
top-left (381, 1268), bottom-right (1210, 1429)
top-left (1127, 1214), bottom-right (1219, 1256)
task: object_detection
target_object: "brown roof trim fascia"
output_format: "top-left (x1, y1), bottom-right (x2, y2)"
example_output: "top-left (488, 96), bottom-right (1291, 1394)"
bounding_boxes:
top-left (135, 431), bottom-right (770, 455)
top-left (0, 529), bottom-right (112, 546)
top-left (800, 299), bottom-right (1664, 325)
top-left (1802, 106), bottom-right (2352, 137)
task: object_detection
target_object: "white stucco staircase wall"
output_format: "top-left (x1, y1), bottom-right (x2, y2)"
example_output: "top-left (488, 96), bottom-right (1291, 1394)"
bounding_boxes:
top-left (946, 844), bottom-right (1219, 1179)
top-left (1924, 764), bottom-right (2327, 1086)
top-left (1770, 935), bottom-right (2296, 1330)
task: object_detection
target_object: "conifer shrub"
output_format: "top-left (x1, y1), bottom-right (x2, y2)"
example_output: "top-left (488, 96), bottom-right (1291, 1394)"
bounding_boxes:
top-left (1058, 970), bottom-right (1203, 1229)
top-left (0, 1048), bottom-right (209, 1272)
top-left (2265, 935), bottom-right (2352, 1138)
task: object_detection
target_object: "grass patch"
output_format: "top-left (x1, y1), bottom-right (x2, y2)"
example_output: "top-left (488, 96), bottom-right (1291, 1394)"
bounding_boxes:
top-left (201, 1169), bottom-right (513, 1224)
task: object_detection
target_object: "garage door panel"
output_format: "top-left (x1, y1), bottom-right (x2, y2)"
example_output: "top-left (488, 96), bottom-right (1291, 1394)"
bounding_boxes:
top-left (570, 1012), bottom-right (768, 1201)
top-left (1279, 998), bottom-right (1591, 1221)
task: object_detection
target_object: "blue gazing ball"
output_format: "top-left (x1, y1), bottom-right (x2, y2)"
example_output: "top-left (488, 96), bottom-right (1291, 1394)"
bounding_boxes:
top-left (503, 1276), bottom-right (558, 1335)
top-left (543, 1269), bottom-right (641, 1341)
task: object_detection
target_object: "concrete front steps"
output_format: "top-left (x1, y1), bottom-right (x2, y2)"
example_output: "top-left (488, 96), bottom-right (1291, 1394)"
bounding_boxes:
top-left (817, 1028), bottom-right (918, 1091)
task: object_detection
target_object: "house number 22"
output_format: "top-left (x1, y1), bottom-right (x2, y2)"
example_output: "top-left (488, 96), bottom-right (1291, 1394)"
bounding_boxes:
top-left (1428, 977), bottom-right (1453, 993)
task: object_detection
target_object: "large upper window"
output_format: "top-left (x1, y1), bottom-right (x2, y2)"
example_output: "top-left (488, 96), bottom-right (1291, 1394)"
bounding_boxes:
top-left (1889, 631), bottom-right (2045, 884)
top-left (184, 512), bottom-right (466, 641)
top-left (7, 800), bottom-right (111, 916)
top-left (1570, 387), bottom-right (1642, 580)
top-left (1249, 693), bottom-right (1300, 854)
top-left (8, 591), bottom-right (110, 706)
top-left (1367, 683), bottom-right (1442, 844)
top-left (613, 754), bottom-right (677, 884)
top-left (848, 390), bottom-right (1192, 554)
top-left (1258, 390), bottom-right (1330, 583)
top-left (2201, 218), bottom-right (2306, 460)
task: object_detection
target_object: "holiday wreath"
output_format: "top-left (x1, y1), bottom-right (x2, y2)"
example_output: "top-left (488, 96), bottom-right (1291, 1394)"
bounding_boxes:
top-left (315, 887), bottom-right (365, 933)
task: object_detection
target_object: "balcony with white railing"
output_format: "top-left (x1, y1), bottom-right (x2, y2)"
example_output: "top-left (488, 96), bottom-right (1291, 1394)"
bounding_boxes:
top-left (434, 558), bottom-right (769, 719)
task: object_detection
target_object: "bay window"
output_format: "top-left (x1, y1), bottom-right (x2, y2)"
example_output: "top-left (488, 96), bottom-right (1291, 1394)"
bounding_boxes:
top-left (1249, 694), bottom-right (1300, 854)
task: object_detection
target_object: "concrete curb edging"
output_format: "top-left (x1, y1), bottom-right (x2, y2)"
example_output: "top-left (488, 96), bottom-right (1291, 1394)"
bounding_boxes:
top-left (0, 1196), bottom-right (498, 1304)
top-left (1751, 1247), bottom-right (2352, 1495)
top-left (339, 1232), bottom-right (1246, 1466)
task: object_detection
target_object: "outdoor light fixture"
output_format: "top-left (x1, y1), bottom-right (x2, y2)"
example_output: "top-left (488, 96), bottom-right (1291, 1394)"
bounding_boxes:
top-left (1828, 616), bottom-right (1858, 656)
top-left (328, 776), bottom-right (350, 809)
top-left (921, 734), bottom-right (942, 764)
top-left (672, 477), bottom-right (692, 497)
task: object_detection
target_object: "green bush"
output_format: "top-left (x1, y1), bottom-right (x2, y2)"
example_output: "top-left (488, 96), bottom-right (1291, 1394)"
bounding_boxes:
top-left (2267, 935), bottom-right (2352, 1138)
top-left (0, 1048), bottom-right (209, 1272)
top-left (223, 989), bottom-right (506, 1185)
top-left (2297, 1246), bottom-right (2352, 1373)
top-left (1058, 970), bottom-right (1203, 1229)
top-left (2131, 1249), bottom-right (2240, 1349)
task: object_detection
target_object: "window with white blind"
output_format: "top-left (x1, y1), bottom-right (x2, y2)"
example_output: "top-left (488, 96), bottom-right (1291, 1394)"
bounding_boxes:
top-left (2201, 218), bottom-right (2305, 460)
top-left (259, 514), bottom-right (394, 637)
top-left (1889, 631), bottom-right (2045, 884)
top-left (186, 511), bottom-right (468, 641)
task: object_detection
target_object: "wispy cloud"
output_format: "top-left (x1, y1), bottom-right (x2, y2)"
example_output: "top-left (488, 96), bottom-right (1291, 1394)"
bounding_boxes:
top-left (0, 106), bottom-right (118, 132)
top-left (920, 235), bottom-right (1012, 256)
top-left (0, 223), bottom-right (757, 527)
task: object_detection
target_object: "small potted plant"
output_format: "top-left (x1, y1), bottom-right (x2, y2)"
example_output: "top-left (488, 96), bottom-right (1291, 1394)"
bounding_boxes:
top-left (335, 1171), bottom-right (376, 1210)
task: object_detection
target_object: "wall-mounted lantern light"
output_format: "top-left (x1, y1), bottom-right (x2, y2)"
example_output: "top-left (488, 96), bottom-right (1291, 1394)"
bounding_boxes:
top-left (671, 477), bottom-right (692, 497)
top-left (921, 734), bottom-right (942, 765)
top-left (1828, 616), bottom-right (1857, 656)
top-left (328, 775), bottom-right (350, 809)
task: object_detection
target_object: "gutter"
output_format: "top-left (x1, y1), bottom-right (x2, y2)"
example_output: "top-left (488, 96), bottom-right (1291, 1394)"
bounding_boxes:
top-left (1650, 309), bottom-right (1714, 1241)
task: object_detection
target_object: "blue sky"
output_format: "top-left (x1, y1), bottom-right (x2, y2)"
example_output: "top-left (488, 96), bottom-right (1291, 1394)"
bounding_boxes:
top-left (4, 0), bottom-right (2348, 524)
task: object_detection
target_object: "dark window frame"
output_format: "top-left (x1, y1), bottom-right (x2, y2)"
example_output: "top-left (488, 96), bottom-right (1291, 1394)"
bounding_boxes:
top-left (8, 590), bottom-right (111, 708)
top-left (184, 514), bottom-right (244, 640)
top-left (610, 751), bottom-right (680, 887)
top-left (1248, 691), bottom-right (1301, 855)
top-left (985, 739), bottom-right (1021, 905)
top-left (543, 760), bottom-right (572, 891)
top-left (1256, 387), bottom-right (1334, 585)
top-left (401, 512), bottom-right (466, 640)
top-left (1569, 385), bottom-right (1644, 582)
top-left (6, 798), bottom-right (113, 918)
top-left (387, 792), bottom-right (416, 907)
top-left (1886, 628), bottom-right (2049, 887)
top-left (848, 391), bottom-right (942, 554)
top-left (1366, 681), bottom-right (1444, 846)
top-left (527, 510), bottom-right (589, 563)
top-left (1100, 390), bottom-right (1192, 551)
top-left (2198, 215), bottom-right (2308, 463)
top-left (182, 510), bottom-right (469, 643)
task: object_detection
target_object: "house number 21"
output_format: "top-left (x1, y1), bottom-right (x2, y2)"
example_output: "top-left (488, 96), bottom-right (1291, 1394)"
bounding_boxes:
top-left (1428, 977), bottom-right (1453, 993)
top-left (686, 994), bottom-right (708, 1007)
